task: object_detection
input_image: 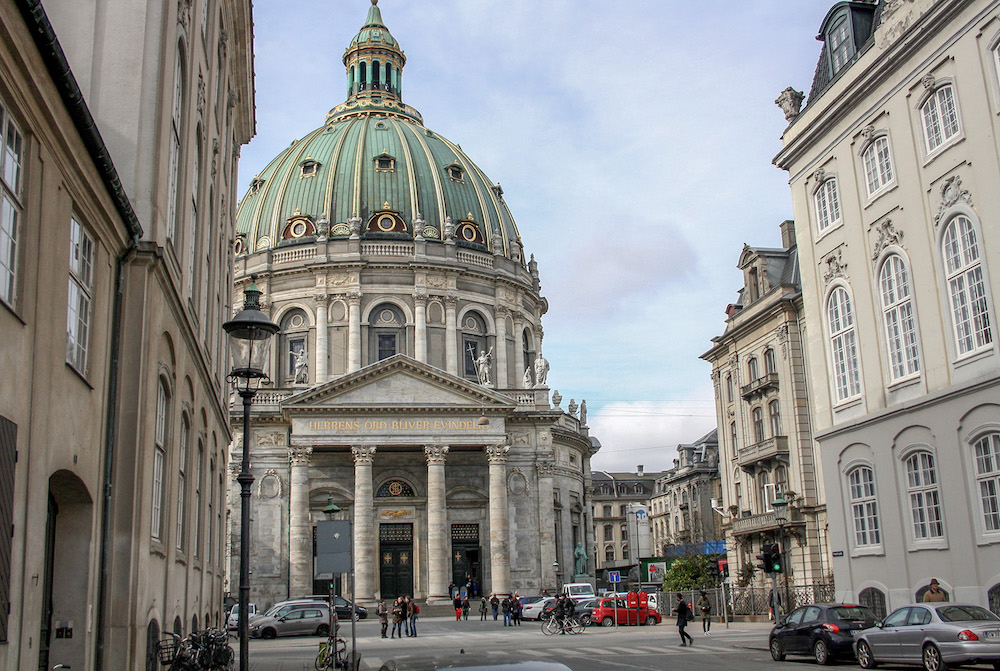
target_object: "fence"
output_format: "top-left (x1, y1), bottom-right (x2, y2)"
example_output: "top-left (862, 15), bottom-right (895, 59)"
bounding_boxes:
top-left (650, 582), bottom-right (835, 619)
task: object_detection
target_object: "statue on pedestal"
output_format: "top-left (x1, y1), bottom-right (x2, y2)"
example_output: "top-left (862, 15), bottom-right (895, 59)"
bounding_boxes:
top-left (573, 541), bottom-right (589, 576)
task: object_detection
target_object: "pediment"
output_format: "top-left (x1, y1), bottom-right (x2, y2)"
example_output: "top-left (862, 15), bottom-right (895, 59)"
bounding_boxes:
top-left (282, 355), bottom-right (516, 411)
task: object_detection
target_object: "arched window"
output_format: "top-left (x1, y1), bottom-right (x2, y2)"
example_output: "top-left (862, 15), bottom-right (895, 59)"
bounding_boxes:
top-left (621, 543), bottom-right (629, 561)
top-left (879, 254), bottom-right (920, 379)
top-left (369, 303), bottom-right (405, 362)
top-left (152, 379), bottom-right (170, 541)
top-left (730, 421), bottom-right (737, 450)
top-left (194, 438), bottom-right (203, 558)
top-left (769, 400), bottom-right (781, 437)
top-left (176, 414), bottom-right (189, 551)
top-left (921, 85), bottom-right (960, 153)
top-left (858, 587), bottom-right (887, 620)
top-left (167, 47), bottom-right (185, 244)
top-left (862, 135), bottom-right (894, 197)
top-left (462, 312), bottom-right (488, 380)
top-left (605, 545), bottom-right (615, 562)
top-left (973, 432), bottom-right (1000, 532)
top-left (280, 309), bottom-right (309, 385)
top-left (827, 15), bottom-right (853, 74)
top-left (827, 286), bottom-right (861, 401)
top-left (747, 357), bottom-right (758, 382)
top-left (942, 216), bottom-right (993, 355)
top-left (815, 177), bottom-right (841, 233)
top-left (372, 59), bottom-right (381, 89)
top-left (905, 451), bottom-right (942, 539)
top-left (752, 407), bottom-right (765, 444)
top-left (359, 61), bottom-right (367, 90)
top-left (191, 613), bottom-right (198, 633)
top-left (186, 129), bottom-right (202, 299)
top-left (603, 524), bottom-right (613, 541)
top-left (146, 619), bottom-right (160, 671)
top-left (522, 330), bottom-right (535, 379)
top-left (376, 480), bottom-right (416, 498)
top-left (848, 466), bottom-right (880, 547)
top-left (764, 348), bottom-right (776, 375)
top-left (988, 582), bottom-right (1000, 616)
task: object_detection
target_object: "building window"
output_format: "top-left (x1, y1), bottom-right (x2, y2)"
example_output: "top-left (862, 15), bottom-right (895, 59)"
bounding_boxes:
top-left (730, 421), bottom-right (737, 450)
top-left (768, 400), bottom-right (781, 437)
top-left (461, 312), bottom-right (487, 380)
top-left (859, 587), bottom-right (887, 620)
top-left (602, 505), bottom-right (611, 517)
top-left (879, 254), bottom-right (921, 380)
top-left (827, 286), bottom-right (862, 401)
top-left (752, 407), bottom-right (765, 444)
top-left (603, 524), bottom-right (613, 541)
top-left (764, 348), bottom-right (776, 375)
top-left (734, 481), bottom-right (743, 512)
top-left (621, 543), bottom-right (629, 561)
top-left (747, 357), bottom-right (758, 382)
top-left (207, 458), bottom-right (214, 564)
top-left (747, 267), bottom-right (760, 302)
top-left (152, 380), bottom-right (169, 541)
top-left (725, 374), bottom-right (733, 403)
top-left (619, 504), bottom-right (627, 516)
top-left (0, 102), bottom-right (24, 307)
top-left (0, 416), bottom-right (17, 642)
top-left (848, 466), bottom-right (880, 547)
top-left (862, 136), bottom-right (894, 197)
top-left (774, 466), bottom-right (787, 497)
top-left (280, 309), bottom-right (308, 385)
top-left (921, 85), bottom-right (960, 153)
top-left (370, 304), bottom-right (405, 362)
top-left (194, 439), bottom-right (203, 558)
top-left (186, 132), bottom-right (201, 299)
top-left (66, 218), bottom-right (95, 372)
top-left (604, 545), bottom-right (615, 562)
top-left (828, 15), bottom-right (853, 74)
top-left (167, 48), bottom-right (185, 245)
top-left (176, 415), bottom-right (188, 551)
top-left (759, 470), bottom-right (772, 512)
top-left (905, 452), bottom-right (942, 540)
top-left (942, 216), bottom-right (993, 355)
top-left (815, 178), bottom-right (841, 233)
top-left (974, 433), bottom-right (1000, 533)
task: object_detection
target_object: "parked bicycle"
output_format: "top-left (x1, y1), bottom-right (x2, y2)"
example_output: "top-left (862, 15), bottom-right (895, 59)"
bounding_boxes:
top-left (314, 636), bottom-right (348, 670)
top-left (542, 614), bottom-right (585, 635)
top-left (158, 628), bottom-right (235, 670)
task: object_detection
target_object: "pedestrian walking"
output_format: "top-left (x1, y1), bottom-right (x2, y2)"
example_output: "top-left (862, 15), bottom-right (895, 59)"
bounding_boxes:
top-left (390, 598), bottom-right (404, 639)
top-left (490, 594), bottom-right (500, 620)
top-left (697, 590), bottom-right (712, 635)
top-left (511, 592), bottom-right (522, 626)
top-left (409, 598), bottom-right (419, 636)
top-left (401, 596), bottom-right (411, 636)
top-left (673, 593), bottom-right (694, 647)
top-left (501, 596), bottom-right (512, 626)
top-left (453, 595), bottom-right (462, 621)
top-left (377, 599), bottom-right (388, 638)
top-left (462, 595), bottom-right (470, 620)
top-left (479, 597), bottom-right (488, 621)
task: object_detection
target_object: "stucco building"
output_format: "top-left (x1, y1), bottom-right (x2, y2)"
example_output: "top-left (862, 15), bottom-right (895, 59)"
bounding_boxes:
top-left (591, 467), bottom-right (660, 585)
top-left (0, 0), bottom-right (254, 669)
top-left (774, 0), bottom-right (1000, 615)
top-left (228, 1), bottom-right (598, 608)
top-left (701, 222), bottom-right (832, 591)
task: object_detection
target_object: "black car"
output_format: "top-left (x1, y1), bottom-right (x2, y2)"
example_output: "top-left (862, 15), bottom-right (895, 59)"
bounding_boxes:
top-left (289, 595), bottom-right (368, 620)
top-left (770, 603), bottom-right (878, 665)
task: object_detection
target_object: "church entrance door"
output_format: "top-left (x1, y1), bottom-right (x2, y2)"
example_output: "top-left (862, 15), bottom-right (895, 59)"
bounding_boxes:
top-left (379, 523), bottom-right (413, 599)
top-left (450, 524), bottom-right (481, 597)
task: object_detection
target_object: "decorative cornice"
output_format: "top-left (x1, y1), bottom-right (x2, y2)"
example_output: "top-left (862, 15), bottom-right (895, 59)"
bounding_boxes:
top-left (485, 443), bottom-right (509, 464)
top-left (352, 445), bottom-right (377, 464)
top-left (934, 176), bottom-right (972, 226)
top-left (424, 444), bottom-right (449, 463)
top-left (289, 446), bottom-right (313, 466)
top-left (774, 324), bottom-right (790, 360)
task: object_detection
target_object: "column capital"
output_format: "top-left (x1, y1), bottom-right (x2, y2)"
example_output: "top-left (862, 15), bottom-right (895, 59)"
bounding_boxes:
top-left (444, 295), bottom-right (458, 308)
top-left (289, 446), bottom-right (313, 466)
top-left (414, 291), bottom-right (428, 304)
top-left (485, 443), bottom-right (510, 464)
top-left (314, 293), bottom-right (329, 305)
top-left (424, 445), bottom-right (449, 464)
top-left (348, 290), bottom-right (362, 304)
top-left (496, 305), bottom-right (511, 319)
top-left (536, 459), bottom-right (556, 477)
top-left (352, 445), bottom-right (377, 464)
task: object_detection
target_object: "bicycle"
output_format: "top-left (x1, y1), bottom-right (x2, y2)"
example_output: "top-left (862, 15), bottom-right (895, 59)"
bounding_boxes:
top-left (158, 628), bottom-right (234, 670)
top-left (314, 636), bottom-right (348, 670)
top-left (542, 614), bottom-right (584, 635)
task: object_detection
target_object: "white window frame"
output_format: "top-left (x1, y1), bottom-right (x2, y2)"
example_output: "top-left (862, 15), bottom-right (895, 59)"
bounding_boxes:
top-left (152, 380), bottom-right (169, 541)
top-left (166, 49), bottom-right (184, 245)
top-left (904, 451), bottom-right (943, 541)
top-left (827, 285), bottom-right (862, 402)
top-left (862, 135), bottom-right (895, 198)
top-left (768, 399), bottom-right (781, 437)
top-left (879, 253), bottom-right (921, 381)
top-left (848, 466), bottom-right (881, 548)
top-left (66, 217), bottom-right (94, 373)
top-left (828, 15), bottom-right (853, 74)
top-left (194, 439), bottom-right (203, 558)
top-left (814, 177), bottom-right (842, 234)
top-left (752, 406), bottom-right (765, 444)
top-left (973, 433), bottom-right (1000, 534)
top-left (942, 215), bottom-right (993, 357)
top-left (921, 84), bottom-right (960, 154)
top-left (0, 101), bottom-right (24, 307)
top-left (747, 356), bottom-right (758, 382)
top-left (176, 415), bottom-right (188, 551)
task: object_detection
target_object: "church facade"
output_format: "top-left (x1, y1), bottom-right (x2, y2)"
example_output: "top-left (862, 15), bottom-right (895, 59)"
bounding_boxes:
top-left (229, 1), bottom-right (597, 607)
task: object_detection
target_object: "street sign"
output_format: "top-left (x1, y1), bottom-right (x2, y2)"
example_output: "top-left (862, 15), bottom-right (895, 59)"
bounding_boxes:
top-left (315, 520), bottom-right (352, 577)
top-left (609, 570), bottom-right (621, 584)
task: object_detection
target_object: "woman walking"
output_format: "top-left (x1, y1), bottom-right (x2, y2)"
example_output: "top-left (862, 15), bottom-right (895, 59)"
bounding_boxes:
top-left (462, 595), bottom-right (470, 620)
top-left (479, 597), bottom-right (488, 621)
top-left (390, 598), bottom-right (404, 639)
top-left (673, 593), bottom-right (694, 647)
top-left (697, 591), bottom-right (712, 635)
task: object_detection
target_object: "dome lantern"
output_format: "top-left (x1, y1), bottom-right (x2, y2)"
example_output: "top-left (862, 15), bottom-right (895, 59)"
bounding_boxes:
top-left (342, 0), bottom-right (407, 109)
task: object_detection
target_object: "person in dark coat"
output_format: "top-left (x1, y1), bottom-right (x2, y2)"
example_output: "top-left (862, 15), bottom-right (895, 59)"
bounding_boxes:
top-left (401, 597), bottom-right (411, 637)
top-left (462, 595), bottom-right (470, 620)
top-left (377, 599), bottom-right (388, 638)
top-left (511, 592), bottom-right (522, 626)
top-left (490, 594), bottom-right (500, 620)
top-left (390, 598), bottom-right (404, 639)
top-left (673, 593), bottom-right (694, 647)
top-left (501, 596), bottom-right (512, 626)
top-left (479, 596), bottom-right (488, 621)
top-left (453, 594), bottom-right (463, 621)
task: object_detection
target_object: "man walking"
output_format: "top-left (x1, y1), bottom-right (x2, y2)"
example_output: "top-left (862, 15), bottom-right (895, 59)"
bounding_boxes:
top-left (673, 593), bottom-right (694, 647)
top-left (490, 594), bottom-right (500, 621)
top-left (501, 595), bottom-right (512, 626)
top-left (401, 597), bottom-right (411, 637)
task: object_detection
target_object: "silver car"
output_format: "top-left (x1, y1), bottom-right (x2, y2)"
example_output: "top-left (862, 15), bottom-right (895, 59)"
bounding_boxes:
top-left (854, 603), bottom-right (1000, 671)
top-left (249, 605), bottom-right (332, 639)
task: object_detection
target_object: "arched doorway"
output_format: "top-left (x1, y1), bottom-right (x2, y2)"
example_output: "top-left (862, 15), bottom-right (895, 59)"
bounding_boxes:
top-left (40, 471), bottom-right (93, 671)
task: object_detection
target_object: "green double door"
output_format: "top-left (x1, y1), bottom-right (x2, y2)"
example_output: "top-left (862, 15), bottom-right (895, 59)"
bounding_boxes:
top-left (379, 523), bottom-right (413, 599)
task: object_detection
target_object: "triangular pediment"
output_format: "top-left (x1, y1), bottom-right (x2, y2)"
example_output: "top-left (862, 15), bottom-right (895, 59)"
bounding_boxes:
top-left (282, 355), bottom-right (516, 411)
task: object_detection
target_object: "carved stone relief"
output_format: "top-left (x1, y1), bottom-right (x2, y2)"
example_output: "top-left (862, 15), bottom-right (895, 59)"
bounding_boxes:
top-left (257, 469), bottom-right (282, 498)
top-left (870, 219), bottom-right (904, 263)
top-left (508, 468), bottom-right (529, 495)
top-left (934, 176), bottom-right (972, 226)
top-left (822, 249), bottom-right (849, 286)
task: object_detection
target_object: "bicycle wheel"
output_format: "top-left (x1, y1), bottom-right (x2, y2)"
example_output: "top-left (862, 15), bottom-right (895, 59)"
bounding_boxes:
top-left (542, 617), bottom-right (560, 636)
top-left (568, 618), bottom-right (585, 635)
top-left (315, 642), bottom-right (334, 671)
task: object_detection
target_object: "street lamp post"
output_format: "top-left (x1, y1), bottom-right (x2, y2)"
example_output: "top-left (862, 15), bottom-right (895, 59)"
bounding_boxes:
top-left (224, 279), bottom-right (278, 671)
top-left (772, 492), bottom-right (790, 618)
top-left (553, 560), bottom-right (560, 593)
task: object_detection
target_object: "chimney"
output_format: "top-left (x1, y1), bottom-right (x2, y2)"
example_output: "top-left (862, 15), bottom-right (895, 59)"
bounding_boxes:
top-left (637, 465), bottom-right (644, 476)
top-left (779, 220), bottom-right (796, 249)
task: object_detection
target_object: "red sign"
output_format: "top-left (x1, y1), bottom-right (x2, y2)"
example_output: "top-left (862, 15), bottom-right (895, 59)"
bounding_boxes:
top-left (718, 558), bottom-right (729, 576)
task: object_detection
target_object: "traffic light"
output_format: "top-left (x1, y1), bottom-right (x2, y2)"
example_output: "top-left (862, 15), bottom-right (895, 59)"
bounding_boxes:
top-left (708, 561), bottom-right (721, 581)
top-left (756, 544), bottom-right (774, 574)
top-left (770, 543), bottom-right (784, 574)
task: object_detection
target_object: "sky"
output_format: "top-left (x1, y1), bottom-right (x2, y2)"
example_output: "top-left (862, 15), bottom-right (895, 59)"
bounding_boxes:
top-left (240, 0), bottom-right (836, 474)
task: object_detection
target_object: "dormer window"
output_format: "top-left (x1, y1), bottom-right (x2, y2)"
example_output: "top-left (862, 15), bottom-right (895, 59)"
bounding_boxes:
top-left (747, 267), bottom-right (760, 302)
top-left (300, 158), bottom-right (320, 177)
top-left (446, 164), bottom-right (464, 182)
top-left (374, 153), bottom-right (396, 172)
top-left (828, 15), bottom-right (853, 75)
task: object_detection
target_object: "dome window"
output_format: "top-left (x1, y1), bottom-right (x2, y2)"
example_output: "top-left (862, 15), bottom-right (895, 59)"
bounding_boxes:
top-left (446, 163), bottom-right (465, 183)
top-left (282, 215), bottom-right (316, 240)
top-left (366, 208), bottom-right (407, 235)
top-left (374, 153), bottom-right (396, 172)
top-left (299, 158), bottom-right (321, 177)
top-left (455, 217), bottom-right (485, 246)
top-left (233, 235), bottom-right (246, 256)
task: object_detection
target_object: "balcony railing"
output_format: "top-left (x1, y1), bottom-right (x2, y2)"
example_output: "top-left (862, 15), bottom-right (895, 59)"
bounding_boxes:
top-left (737, 435), bottom-right (789, 469)
top-left (740, 372), bottom-right (779, 400)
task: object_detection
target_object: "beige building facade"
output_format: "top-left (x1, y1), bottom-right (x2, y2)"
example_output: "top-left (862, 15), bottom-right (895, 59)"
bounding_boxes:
top-left (702, 222), bottom-right (831, 592)
top-left (774, 0), bottom-right (1000, 614)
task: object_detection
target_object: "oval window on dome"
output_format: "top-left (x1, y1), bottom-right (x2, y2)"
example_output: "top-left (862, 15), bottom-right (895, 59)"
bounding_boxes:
top-left (291, 221), bottom-right (307, 237)
top-left (377, 215), bottom-right (395, 232)
top-left (233, 237), bottom-right (245, 255)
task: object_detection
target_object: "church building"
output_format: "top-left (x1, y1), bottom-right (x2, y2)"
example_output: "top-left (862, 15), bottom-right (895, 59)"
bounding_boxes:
top-left (229, 0), bottom-right (598, 607)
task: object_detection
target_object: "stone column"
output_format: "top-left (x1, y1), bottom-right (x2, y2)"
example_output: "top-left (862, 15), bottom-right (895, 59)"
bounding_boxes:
top-left (495, 307), bottom-right (509, 388)
top-left (445, 296), bottom-right (458, 376)
top-left (414, 293), bottom-right (428, 363)
top-left (288, 446), bottom-right (314, 597)
top-left (352, 446), bottom-right (377, 602)
top-left (536, 459), bottom-right (557, 591)
top-left (348, 291), bottom-right (361, 373)
top-left (424, 445), bottom-right (450, 603)
top-left (513, 314), bottom-right (526, 388)
top-left (315, 294), bottom-right (329, 384)
top-left (486, 443), bottom-right (511, 595)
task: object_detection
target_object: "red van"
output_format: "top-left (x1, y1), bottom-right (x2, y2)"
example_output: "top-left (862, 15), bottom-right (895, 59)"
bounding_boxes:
top-left (590, 591), bottom-right (661, 627)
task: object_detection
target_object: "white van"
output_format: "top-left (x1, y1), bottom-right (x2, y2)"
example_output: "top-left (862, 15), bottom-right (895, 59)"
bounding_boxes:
top-left (226, 603), bottom-right (257, 631)
top-left (561, 583), bottom-right (596, 600)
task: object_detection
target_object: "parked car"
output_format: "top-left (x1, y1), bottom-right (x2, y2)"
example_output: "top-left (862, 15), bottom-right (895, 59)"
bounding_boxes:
top-left (251, 601), bottom-right (329, 625)
top-left (285, 595), bottom-right (369, 620)
top-left (590, 596), bottom-right (660, 627)
top-left (522, 597), bottom-right (555, 621)
top-left (226, 603), bottom-right (257, 631)
top-left (519, 595), bottom-right (546, 607)
top-left (854, 603), bottom-right (1000, 671)
top-left (575, 598), bottom-right (600, 627)
top-left (769, 603), bottom-right (878, 665)
top-left (249, 605), bottom-right (332, 639)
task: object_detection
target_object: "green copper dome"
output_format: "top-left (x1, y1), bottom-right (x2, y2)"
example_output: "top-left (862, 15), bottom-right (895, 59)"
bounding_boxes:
top-left (235, 1), bottom-right (525, 263)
